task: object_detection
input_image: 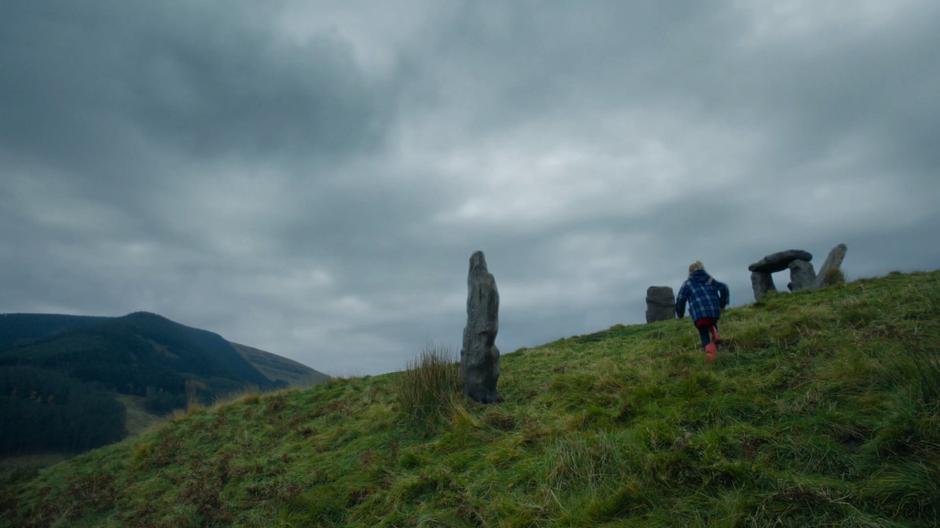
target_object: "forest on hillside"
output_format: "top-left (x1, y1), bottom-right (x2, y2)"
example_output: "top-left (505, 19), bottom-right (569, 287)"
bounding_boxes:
top-left (0, 367), bottom-right (125, 453)
top-left (0, 312), bottom-right (285, 455)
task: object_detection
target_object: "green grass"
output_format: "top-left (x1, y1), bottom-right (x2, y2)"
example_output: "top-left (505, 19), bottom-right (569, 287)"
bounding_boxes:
top-left (2, 271), bottom-right (939, 527)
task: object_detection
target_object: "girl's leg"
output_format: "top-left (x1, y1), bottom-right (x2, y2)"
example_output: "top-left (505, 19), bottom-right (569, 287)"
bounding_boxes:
top-left (697, 324), bottom-right (711, 348)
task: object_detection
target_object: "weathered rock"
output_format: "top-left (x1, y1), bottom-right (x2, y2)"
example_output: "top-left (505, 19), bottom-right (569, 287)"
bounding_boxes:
top-left (645, 286), bottom-right (676, 323)
top-left (748, 249), bottom-right (813, 273)
top-left (460, 251), bottom-right (500, 403)
top-left (814, 243), bottom-right (847, 288)
top-left (787, 259), bottom-right (816, 291)
top-left (751, 271), bottom-right (777, 301)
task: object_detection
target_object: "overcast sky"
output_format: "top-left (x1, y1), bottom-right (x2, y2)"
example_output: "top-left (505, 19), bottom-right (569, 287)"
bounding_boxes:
top-left (2, 1), bottom-right (938, 375)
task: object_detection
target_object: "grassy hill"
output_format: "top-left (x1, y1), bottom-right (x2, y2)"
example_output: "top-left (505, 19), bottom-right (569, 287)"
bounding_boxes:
top-left (2, 271), bottom-right (938, 527)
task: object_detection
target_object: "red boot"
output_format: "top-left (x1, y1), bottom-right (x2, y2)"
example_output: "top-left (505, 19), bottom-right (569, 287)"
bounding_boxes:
top-left (710, 325), bottom-right (721, 344)
top-left (705, 342), bottom-right (717, 362)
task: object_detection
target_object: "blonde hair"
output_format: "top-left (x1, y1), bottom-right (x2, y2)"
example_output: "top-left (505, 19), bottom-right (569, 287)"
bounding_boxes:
top-left (689, 261), bottom-right (704, 273)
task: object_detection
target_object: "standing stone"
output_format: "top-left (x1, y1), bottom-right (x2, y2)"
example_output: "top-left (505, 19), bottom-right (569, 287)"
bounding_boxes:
top-left (748, 249), bottom-right (813, 273)
top-left (460, 251), bottom-right (500, 403)
top-left (787, 259), bottom-right (817, 291)
top-left (645, 286), bottom-right (676, 323)
top-left (814, 243), bottom-right (847, 288)
top-left (751, 271), bottom-right (777, 301)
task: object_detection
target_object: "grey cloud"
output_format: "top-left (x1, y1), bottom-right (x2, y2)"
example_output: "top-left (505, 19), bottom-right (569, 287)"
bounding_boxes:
top-left (0, 1), bottom-right (390, 176)
top-left (404, 1), bottom-right (940, 184)
top-left (1, 1), bottom-right (938, 375)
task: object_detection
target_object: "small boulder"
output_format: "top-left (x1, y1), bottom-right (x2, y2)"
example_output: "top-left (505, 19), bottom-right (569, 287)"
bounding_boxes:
top-left (751, 271), bottom-right (777, 301)
top-left (748, 249), bottom-right (813, 273)
top-left (787, 259), bottom-right (816, 291)
top-left (645, 286), bottom-right (676, 323)
top-left (814, 244), bottom-right (847, 288)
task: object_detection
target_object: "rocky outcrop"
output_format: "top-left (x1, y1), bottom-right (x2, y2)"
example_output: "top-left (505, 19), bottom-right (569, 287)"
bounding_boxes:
top-left (751, 271), bottom-right (777, 300)
top-left (748, 249), bottom-right (813, 273)
top-left (645, 286), bottom-right (676, 323)
top-left (814, 244), bottom-right (847, 288)
top-left (787, 259), bottom-right (816, 291)
top-left (460, 251), bottom-right (500, 403)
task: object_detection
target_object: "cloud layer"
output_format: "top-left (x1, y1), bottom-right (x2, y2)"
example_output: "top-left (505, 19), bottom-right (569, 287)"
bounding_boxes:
top-left (2, 1), bottom-right (938, 374)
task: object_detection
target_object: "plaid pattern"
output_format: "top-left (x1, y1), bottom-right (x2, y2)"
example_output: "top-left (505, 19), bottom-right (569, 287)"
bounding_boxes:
top-left (676, 270), bottom-right (729, 320)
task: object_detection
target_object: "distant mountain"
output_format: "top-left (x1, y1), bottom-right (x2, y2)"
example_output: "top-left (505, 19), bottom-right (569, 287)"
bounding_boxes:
top-left (232, 342), bottom-right (329, 388)
top-left (0, 312), bottom-right (327, 455)
top-left (0, 313), bottom-right (109, 350)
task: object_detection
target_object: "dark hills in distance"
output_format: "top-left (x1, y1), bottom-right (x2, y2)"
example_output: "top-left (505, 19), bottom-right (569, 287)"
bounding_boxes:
top-left (0, 311), bottom-right (328, 456)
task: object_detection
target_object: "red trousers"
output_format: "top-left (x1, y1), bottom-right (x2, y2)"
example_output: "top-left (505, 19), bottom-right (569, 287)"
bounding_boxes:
top-left (694, 317), bottom-right (719, 348)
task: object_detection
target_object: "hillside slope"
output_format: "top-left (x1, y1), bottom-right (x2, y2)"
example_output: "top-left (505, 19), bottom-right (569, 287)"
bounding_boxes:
top-left (232, 343), bottom-right (330, 388)
top-left (3, 271), bottom-right (939, 527)
top-left (0, 312), bottom-right (325, 457)
top-left (0, 312), bottom-right (273, 390)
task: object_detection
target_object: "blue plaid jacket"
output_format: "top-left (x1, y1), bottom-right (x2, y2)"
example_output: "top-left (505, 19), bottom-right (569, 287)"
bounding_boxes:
top-left (676, 270), bottom-right (729, 321)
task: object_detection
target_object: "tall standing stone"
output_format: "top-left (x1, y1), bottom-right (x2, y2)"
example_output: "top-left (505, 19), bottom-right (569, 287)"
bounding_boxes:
top-left (645, 286), bottom-right (676, 323)
top-left (460, 251), bottom-right (500, 403)
top-left (787, 259), bottom-right (816, 291)
top-left (814, 243), bottom-right (847, 288)
top-left (751, 271), bottom-right (777, 301)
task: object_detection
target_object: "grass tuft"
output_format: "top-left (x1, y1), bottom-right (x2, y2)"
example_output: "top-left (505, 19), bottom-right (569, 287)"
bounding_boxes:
top-left (394, 344), bottom-right (460, 428)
